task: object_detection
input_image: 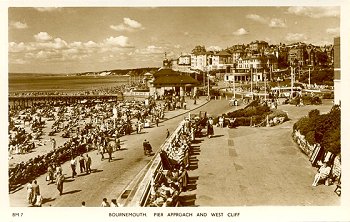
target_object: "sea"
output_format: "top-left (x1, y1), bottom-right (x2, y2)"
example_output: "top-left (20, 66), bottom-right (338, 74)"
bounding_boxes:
top-left (8, 73), bottom-right (129, 93)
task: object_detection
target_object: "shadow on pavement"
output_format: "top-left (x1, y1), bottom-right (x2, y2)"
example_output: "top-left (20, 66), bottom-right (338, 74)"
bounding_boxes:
top-left (191, 139), bottom-right (204, 144)
top-left (190, 146), bottom-right (201, 156)
top-left (186, 176), bottom-right (199, 191)
top-left (117, 148), bottom-right (128, 151)
top-left (210, 134), bottom-right (224, 138)
top-left (42, 197), bottom-right (56, 204)
top-left (62, 189), bottom-right (81, 195)
top-left (110, 158), bottom-right (124, 162)
top-left (9, 185), bottom-right (24, 194)
top-left (64, 178), bottom-right (75, 183)
top-left (179, 194), bottom-right (197, 207)
top-left (91, 169), bottom-right (103, 173)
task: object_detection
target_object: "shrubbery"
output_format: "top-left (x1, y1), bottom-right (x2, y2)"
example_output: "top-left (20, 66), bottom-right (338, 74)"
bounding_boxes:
top-left (220, 100), bottom-right (288, 127)
top-left (322, 93), bottom-right (334, 99)
top-left (289, 95), bottom-right (322, 105)
top-left (293, 105), bottom-right (340, 155)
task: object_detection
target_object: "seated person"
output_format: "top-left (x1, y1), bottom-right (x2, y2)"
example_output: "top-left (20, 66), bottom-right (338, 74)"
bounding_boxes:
top-left (312, 162), bottom-right (331, 186)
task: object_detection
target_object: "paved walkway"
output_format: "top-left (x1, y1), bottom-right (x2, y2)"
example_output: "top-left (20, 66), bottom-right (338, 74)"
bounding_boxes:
top-left (8, 96), bottom-right (208, 166)
top-left (181, 100), bottom-right (340, 206)
top-left (8, 96), bottom-right (209, 207)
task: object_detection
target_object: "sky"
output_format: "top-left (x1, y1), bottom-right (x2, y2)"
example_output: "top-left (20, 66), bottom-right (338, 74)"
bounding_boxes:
top-left (8, 6), bottom-right (340, 73)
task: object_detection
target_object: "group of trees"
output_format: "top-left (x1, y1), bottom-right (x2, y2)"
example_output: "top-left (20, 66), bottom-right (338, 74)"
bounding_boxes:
top-left (293, 105), bottom-right (341, 155)
top-left (298, 68), bottom-right (334, 86)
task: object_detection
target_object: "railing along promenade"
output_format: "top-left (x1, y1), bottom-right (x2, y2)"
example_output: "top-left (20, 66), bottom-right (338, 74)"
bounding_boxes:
top-left (118, 120), bottom-right (188, 207)
top-left (8, 93), bottom-right (123, 108)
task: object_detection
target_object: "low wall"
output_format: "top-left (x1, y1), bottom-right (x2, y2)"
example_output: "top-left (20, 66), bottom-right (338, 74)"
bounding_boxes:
top-left (124, 91), bottom-right (150, 97)
top-left (292, 130), bottom-right (341, 178)
top-left (126, 120), bottom-right (189, 206)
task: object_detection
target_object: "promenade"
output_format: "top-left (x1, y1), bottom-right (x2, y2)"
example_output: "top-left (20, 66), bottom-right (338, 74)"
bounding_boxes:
top-left (9, 97), bottom-right (340, 207)
top-left (9, 96), bottom-right (209, 207)
top-left (180, 99), bottom-right (340, 206)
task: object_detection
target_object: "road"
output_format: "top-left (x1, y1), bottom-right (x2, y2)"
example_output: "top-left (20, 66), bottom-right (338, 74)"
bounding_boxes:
top-left (180, 99), bottom-right (339, 206)
top-left (10, 98), bottom-right (339, 207)
top-left (9, 98), bottom-right (234, 207)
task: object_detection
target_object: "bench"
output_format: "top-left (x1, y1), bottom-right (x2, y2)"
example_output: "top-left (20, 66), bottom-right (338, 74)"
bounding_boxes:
top-left (334, 175), bottom-right (341, 196)
top-left (334, 184), bottom-right (341, 196)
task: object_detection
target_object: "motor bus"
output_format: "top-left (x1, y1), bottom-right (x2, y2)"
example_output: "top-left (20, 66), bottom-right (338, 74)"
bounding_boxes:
top-left (271, 86), bottom-right (302, 98)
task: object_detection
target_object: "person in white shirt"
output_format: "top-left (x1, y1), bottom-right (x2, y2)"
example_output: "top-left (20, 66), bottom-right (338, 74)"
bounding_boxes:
top-left (111, 199), bottom-right (118, 207)
top-left (312, 162), bottom-right (331, 186)
top-left (101, 198), bottom-right (110, 207)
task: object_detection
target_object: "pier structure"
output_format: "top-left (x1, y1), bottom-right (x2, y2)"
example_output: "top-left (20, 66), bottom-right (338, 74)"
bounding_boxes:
top-left (8, 94), bottom-right (123, 109)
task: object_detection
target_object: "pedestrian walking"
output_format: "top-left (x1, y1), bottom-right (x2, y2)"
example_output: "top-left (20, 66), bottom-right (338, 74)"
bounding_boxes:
top-left (219, 116), bottom-right (224, 128)
top-left (46, 164), bottom-right (54, 185)
top-left (143, 139), bottom-right (148, 155)
top-left (107, 144), bottom-right (113, 162)
top-left (81, 201), bottom-right (86, 207)
top-left (99, 144), bottom-right (105, 161)
top-left (166, 129), bottom-right (170, 139)
top-left (51, 138), bottom-right (56, 150)
top-left (26, 182), bottom-right (33, 204)
top-left (138, 121), bottom-right (142, 133)
top-left (115, 137), bottom-right (121, 151)
top-left (55, 163), bottom-right (62, 176)
top-left (79, 154), bottom-right (86, 173)
top-left (56, 171), bottom-right (64, 195)
top-left (31, 180), bottom-right (40, 205)
top-left (85, 154), bottom-right (92, 174)
top-left (70, 157), bottom-right (77, 178)
top-left (135, 122), bottom-right (139, 134)
top-left (155, 116), bottom-right (159, 127)
top-left (111, 199), bottom-right (118, 207)
top-left (101, 198), bottom-right (110, 207)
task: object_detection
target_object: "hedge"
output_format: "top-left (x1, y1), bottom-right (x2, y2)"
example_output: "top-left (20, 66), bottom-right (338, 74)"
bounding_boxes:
top-left (220, 100), bottom-right (288, 127)
top-left (293, 105), bottom-right (340, 155)
top-left (289, 95), bottom-right (322, 105)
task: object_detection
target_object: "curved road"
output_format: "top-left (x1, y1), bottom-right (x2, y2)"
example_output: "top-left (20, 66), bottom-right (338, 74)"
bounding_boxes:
top-left (10, 99), bottom-right (234, 207)
top-left (11, 99), bottom-right (338, 207)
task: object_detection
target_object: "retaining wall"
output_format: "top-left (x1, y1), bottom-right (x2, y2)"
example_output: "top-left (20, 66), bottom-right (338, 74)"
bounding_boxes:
top-left (293, 130), bottom-right (341, 178)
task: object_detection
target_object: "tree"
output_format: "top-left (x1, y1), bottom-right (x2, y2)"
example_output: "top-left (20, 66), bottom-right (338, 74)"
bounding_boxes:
top-left (192, 45), bottom-right (206, 54)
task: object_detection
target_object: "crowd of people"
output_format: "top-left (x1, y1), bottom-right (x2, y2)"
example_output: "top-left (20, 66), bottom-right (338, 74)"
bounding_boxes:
top-left (148, 119), bottom-right (199, 207)
top-left (8, 95), bottom-right (171, 191)
top-left (9, 85), bottom-right (128, 97)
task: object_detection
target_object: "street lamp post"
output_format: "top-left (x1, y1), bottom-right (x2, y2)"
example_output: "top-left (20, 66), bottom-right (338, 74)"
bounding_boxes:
top-left (290, 66), bottom-right (294, 99)
top-left (207, 72), bottom-right (210, 100)
top-left (308, 65), bottom-right (312, 88)
top-left (233, 72), bottom-right (236, 99)
top-left (264, 72), bottom-right (267, 101)
top-left (250, 67), bottom-right (253, 95)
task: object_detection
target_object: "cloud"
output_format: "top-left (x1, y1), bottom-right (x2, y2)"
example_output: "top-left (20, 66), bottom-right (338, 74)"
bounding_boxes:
top-left (34, 32), bottom-right (53, 42)
top-left (246, 14), bottom-right (286, 28)
top-left (10, 58), bottom-right (28, 64)
top-left (9, 33), bottom-right (135, 65)
top-left (207, 46), bottom-right (222, 51)
top-left (124, 18), bottom-right (142, 29)
top-left (103, 36), bottom-right (132, 48)
top-left (9, 42), bottom-right (31, 53)
top-left (233, 28), bottom-right (248, 36)
top-left (286, 6), bottom-right (340, 18)
top-left (285, 33), bottom-right (307, 42)
top-left (269, 18), bottom-right (286, 28)
top-left (135, 45), bottom-right (164, 55)
top-left (326, 27), bottom-right (340, 35)
top-left (110, 17), bottom-right (144, 32)
top-left (35, 7), bottom-right (61, 12)
top-left (10, 21), bottom-right (28, 29)
top-left (246, 14), bottom-right (267, 24)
